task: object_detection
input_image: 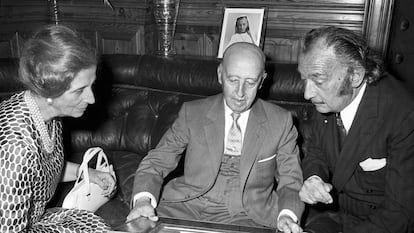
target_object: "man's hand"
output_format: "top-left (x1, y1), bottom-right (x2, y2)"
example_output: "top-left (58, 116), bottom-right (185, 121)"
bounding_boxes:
top-left (277, 215), bottom-right (303, 233)
top-left (299, 176), bottom-right (333, 204)
top-left (126, 197), bottom-right (159, 222)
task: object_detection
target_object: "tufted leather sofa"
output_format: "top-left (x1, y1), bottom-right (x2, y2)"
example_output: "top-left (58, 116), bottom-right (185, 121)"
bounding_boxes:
top-left (0, 54), bottom-right (314, 228)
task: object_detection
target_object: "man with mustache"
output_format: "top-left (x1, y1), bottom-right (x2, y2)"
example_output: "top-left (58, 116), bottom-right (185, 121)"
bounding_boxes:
top-left (298, 26), bottom-right (414, 233)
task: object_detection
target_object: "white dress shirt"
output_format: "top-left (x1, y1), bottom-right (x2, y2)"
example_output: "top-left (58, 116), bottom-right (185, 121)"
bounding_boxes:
top-left (340, 83), bottom-right (367, 133)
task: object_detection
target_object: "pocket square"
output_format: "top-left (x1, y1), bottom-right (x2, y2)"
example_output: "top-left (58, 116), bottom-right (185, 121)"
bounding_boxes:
top-left (258, 154), bottom-right (277, 163)
top-left (359, 157), bottom-right (386, 171)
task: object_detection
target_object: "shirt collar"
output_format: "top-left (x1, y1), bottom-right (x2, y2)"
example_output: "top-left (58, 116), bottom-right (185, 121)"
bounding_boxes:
top-left (340, 82), bottom-right (367, 132)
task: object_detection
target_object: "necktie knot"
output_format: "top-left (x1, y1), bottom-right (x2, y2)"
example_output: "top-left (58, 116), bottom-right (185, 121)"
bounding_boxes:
top-left (336, 113), bottom-right (347, 150)
top-left (231, 112), bottom-right (240, 122)
top-left (335, 113), bottom-right (344, 128)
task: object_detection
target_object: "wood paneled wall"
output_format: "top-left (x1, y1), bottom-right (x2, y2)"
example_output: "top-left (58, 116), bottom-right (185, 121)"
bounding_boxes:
top-left (0, 0), bottom-right (394, 63)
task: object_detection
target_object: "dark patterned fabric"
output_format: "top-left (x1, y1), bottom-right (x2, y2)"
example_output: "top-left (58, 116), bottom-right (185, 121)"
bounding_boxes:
top-left (0, 92), bottom-right (110, 232)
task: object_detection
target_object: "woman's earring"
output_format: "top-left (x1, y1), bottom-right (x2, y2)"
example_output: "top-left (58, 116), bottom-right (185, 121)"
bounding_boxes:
top-left (47, 98), bottom-right (53, 105)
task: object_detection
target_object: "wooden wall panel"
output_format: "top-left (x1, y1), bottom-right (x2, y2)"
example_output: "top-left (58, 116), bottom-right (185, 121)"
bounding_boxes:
top-left (0, 0), bottom-right (149, 56)
top-left (0, 0), bottom-right (394, 62)
top-left (0, 41), bottom-right (13, 58)
top-left (263, 3), bottom-right (365, 62)
top-left (0, 1), bottom-right (49, 22)
top-left (174, 33), bottom-right (204, 56)
top-left (175, 0), bottom-right (367, 62)
top-left (56, 1), bottom-right (147, 24)
top-left (363, 0), bottom-right (395, 56)
top-left (98, 28), bottom-right (144, 54)
top-left (264, 38), bottom-right (301, 64)
top-left (0, 33), bottom-right (14, 58)
top-left (175, 32), bottom-right (218, 56)
top-left (0, 32), bottom-right (24, 58)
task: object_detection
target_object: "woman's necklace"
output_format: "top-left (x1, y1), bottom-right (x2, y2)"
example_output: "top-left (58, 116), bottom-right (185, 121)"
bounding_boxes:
top-left (24, 91), bottom-right (56, 154)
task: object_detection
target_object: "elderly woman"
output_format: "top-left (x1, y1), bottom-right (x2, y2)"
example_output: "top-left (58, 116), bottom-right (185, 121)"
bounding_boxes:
top-left (0, 24), bottom-right (116, 232)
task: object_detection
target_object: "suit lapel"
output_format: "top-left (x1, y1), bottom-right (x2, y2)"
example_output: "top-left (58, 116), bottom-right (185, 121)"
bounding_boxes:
top-left (204, 94), bottom-right (225, 176)
top-left (333, 84), bottom-right (381, 191)
top-left (240, 100), bottom-right (267, 189)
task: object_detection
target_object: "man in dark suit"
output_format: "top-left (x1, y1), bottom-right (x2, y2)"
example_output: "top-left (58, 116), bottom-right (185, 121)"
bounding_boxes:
top-left (127, 42), bottom-right (304, 233)
top-left (298, 26), bottom-right (414, 233)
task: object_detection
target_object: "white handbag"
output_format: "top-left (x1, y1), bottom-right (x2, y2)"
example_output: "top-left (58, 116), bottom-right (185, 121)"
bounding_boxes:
top-left (62, 147), bottom-right (115, 212)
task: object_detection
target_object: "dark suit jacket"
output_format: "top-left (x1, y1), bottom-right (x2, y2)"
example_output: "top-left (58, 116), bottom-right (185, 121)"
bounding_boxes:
top-left (302, 75), bottom-right (414, 233)
top-left (132, 94), bottom-right (304, 228)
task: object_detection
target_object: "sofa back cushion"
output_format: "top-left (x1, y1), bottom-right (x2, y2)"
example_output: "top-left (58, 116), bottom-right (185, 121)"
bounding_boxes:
top-left (0, 55), bottom-right (313, 157)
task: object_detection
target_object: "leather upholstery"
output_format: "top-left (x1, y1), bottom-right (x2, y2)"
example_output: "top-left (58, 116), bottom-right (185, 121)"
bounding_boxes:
top-left (0, 55), bottom-right (313, 227)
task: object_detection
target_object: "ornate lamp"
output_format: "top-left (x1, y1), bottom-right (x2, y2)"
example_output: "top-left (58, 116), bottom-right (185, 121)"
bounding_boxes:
top-left (153, 0), bottom-right (180, 56)
top-left (48, 0), bottom-right (59, 24)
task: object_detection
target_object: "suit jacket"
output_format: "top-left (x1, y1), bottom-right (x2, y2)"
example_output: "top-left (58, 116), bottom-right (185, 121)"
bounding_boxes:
top-left (132, 94), bottom-right (304, 228)
top-left (302, 75), bottom-right (414, 233)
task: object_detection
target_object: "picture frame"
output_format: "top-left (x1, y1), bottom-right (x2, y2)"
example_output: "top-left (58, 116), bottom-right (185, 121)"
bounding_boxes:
top-left (217, 8), bottom-right (266, 58)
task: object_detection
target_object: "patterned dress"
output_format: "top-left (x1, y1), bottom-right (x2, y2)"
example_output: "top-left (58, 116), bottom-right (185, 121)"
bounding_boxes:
top-left (0, 92), bottom-right (110, 232)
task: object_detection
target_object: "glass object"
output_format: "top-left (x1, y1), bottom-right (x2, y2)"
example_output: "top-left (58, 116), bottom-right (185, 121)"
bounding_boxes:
top-left (153, 0), bottom-right (180, 56)
top-left (48, 0), bottom-right (60, 25)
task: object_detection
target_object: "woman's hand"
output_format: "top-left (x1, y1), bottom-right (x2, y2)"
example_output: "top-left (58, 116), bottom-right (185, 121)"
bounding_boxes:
top-left (88, 167), bottom-right (117, 197)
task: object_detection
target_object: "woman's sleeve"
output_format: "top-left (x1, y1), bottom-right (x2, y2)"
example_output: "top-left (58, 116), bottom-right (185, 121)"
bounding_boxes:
top-left (0, 143), bottom-right (36, 232)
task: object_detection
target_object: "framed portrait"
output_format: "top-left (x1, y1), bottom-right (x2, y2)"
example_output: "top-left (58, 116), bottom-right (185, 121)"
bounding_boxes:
top-left (217, 8), bottom-right (266, 58)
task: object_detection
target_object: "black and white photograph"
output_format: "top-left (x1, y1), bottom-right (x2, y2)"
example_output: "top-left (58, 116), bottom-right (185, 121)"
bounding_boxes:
top-left (217, 8), bottom-right (265, 58)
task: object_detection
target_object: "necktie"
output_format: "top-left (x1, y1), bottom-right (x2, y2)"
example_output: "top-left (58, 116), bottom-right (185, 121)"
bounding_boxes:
top-left (225, 112), bottom-right (242, 156)
top-left (335, 113), bottom-right (347, 149)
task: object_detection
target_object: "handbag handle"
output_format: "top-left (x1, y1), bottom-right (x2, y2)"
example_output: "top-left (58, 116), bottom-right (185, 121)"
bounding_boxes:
top-left (75, 147), bottom-right (111, 198)
top-left (82, 147), bottom-right (110, 171)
